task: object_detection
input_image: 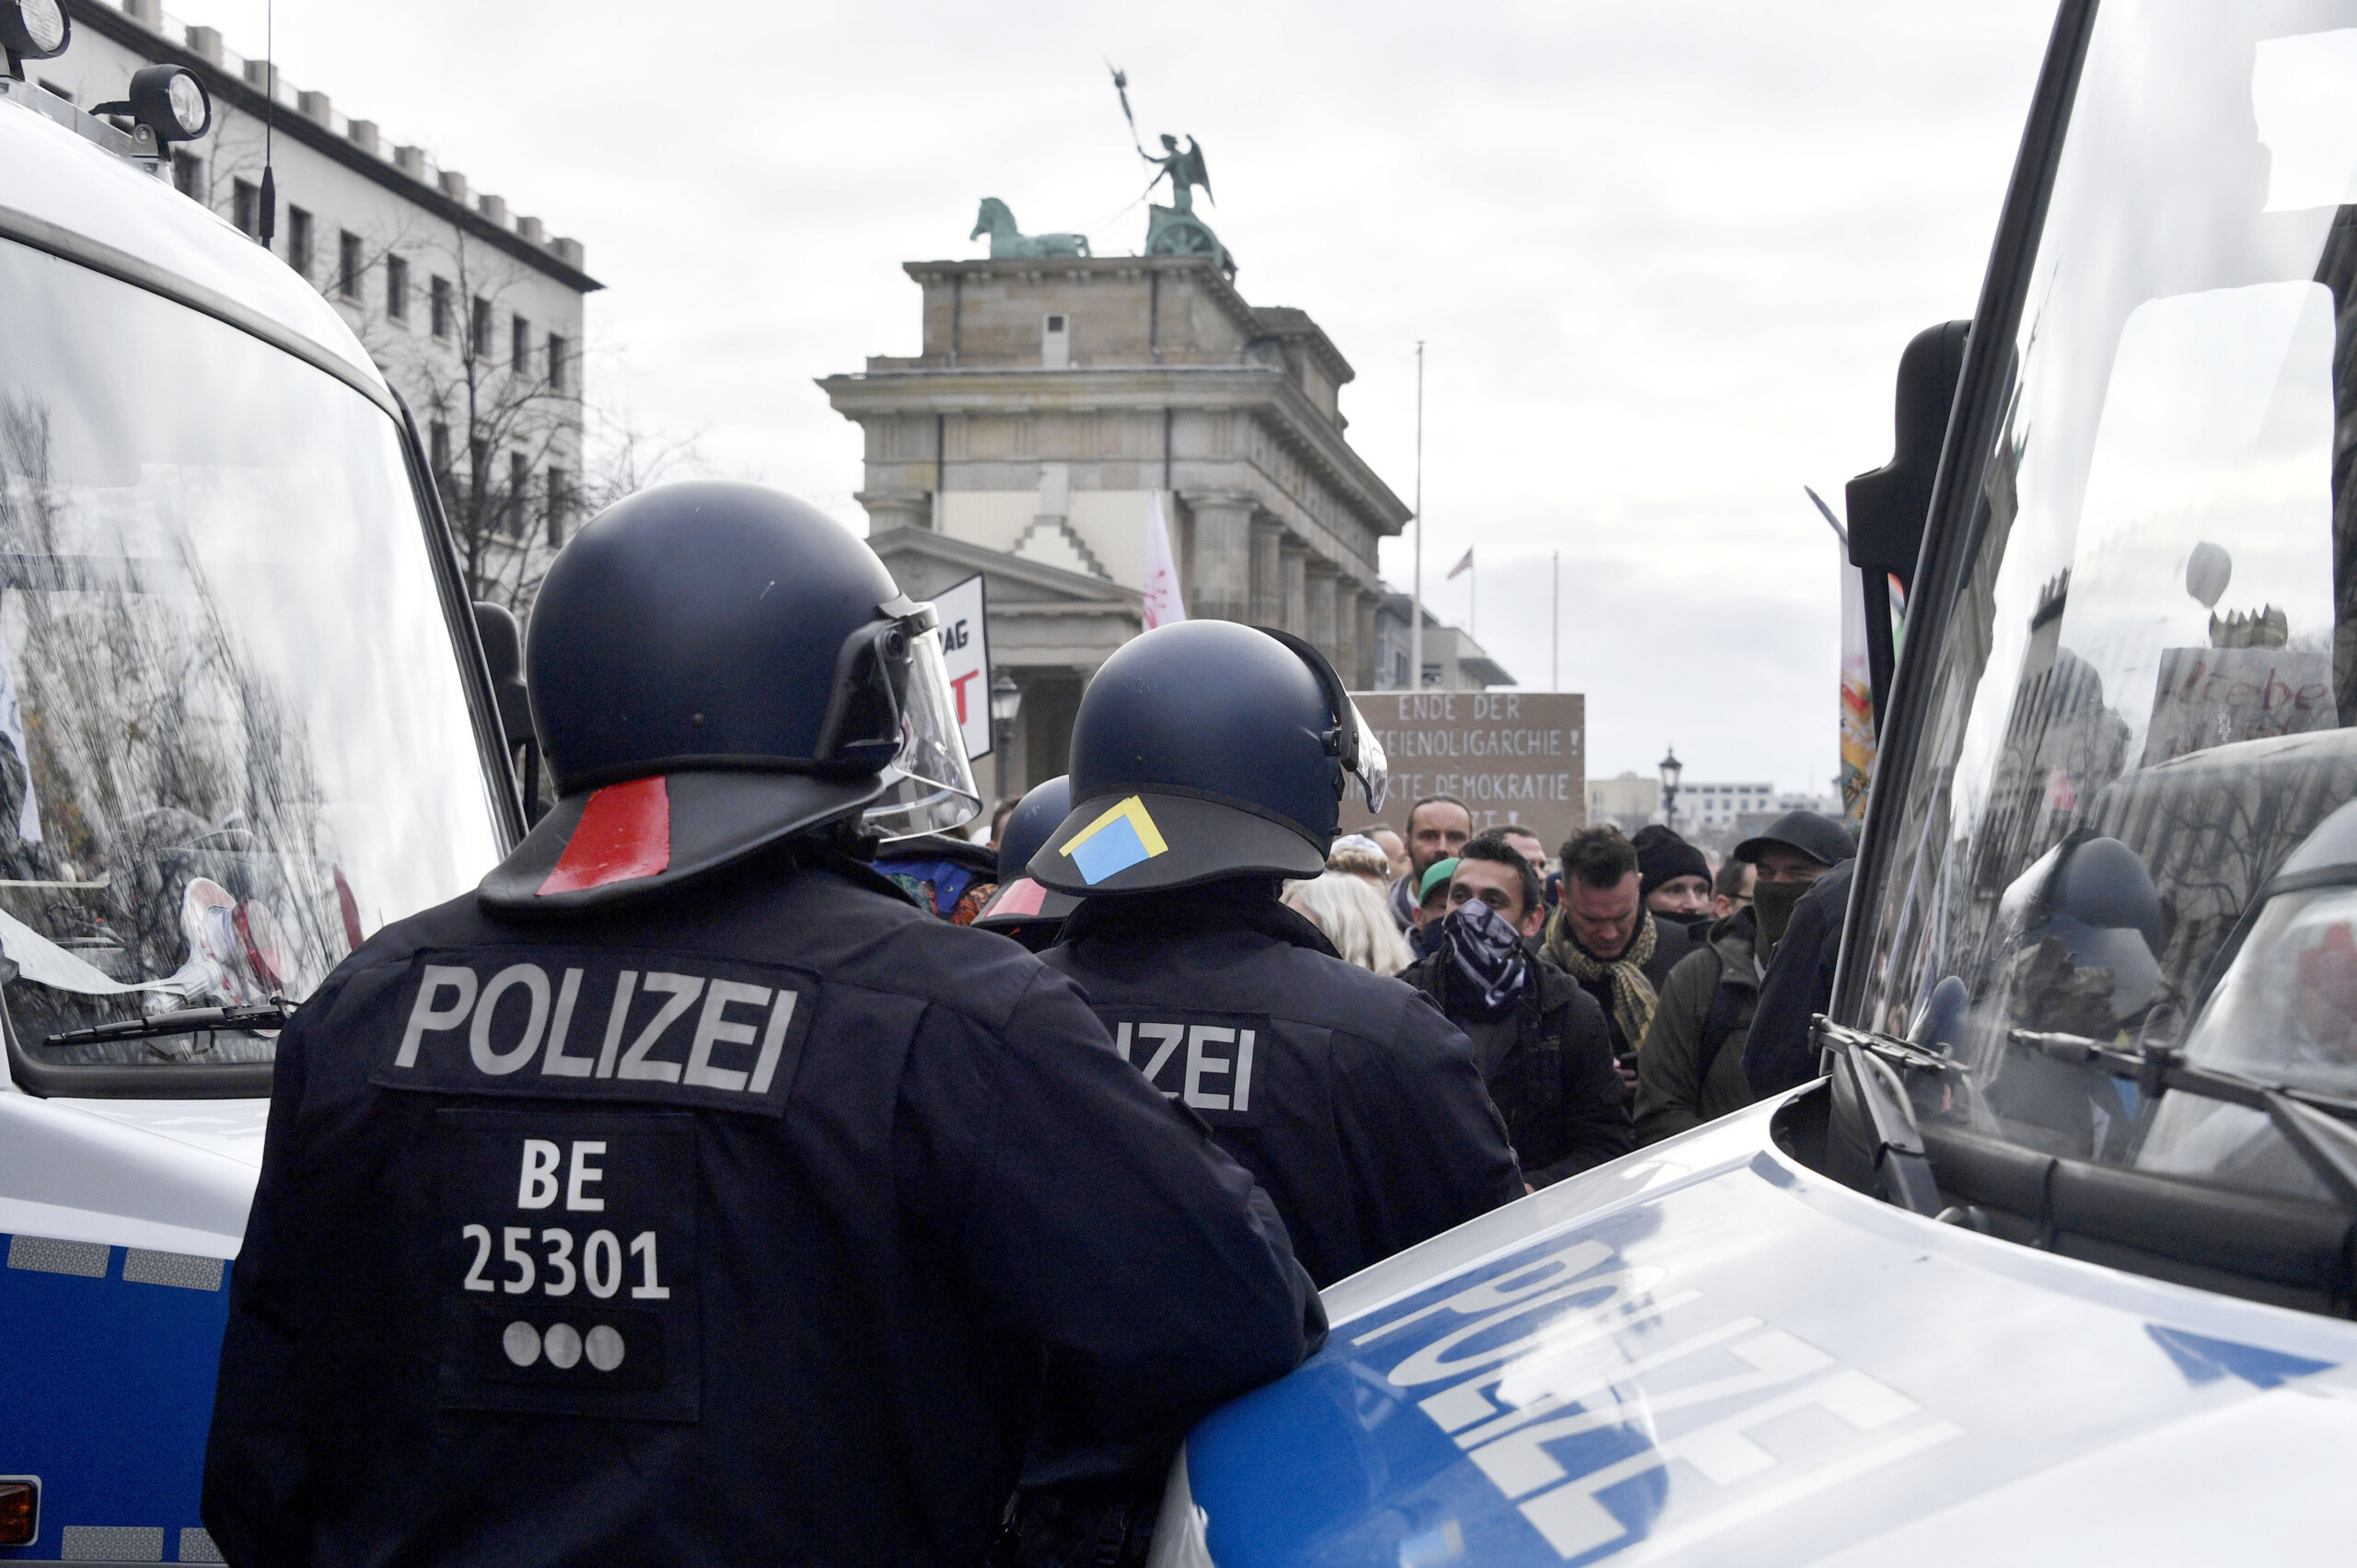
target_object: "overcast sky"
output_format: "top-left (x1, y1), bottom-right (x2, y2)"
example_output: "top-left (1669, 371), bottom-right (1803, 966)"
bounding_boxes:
top-left (178, 0), bottom-right (2057, 794)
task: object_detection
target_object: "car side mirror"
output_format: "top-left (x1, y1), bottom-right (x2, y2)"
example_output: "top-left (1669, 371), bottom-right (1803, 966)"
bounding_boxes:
top-left (472, 602), bottom-right (547, 823)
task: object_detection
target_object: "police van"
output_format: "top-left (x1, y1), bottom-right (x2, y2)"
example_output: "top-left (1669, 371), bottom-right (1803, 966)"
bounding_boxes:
top-left (1152, 1), bottom-right (2357, 1562)
top-left (0, 7), bottom-right (527, 1558)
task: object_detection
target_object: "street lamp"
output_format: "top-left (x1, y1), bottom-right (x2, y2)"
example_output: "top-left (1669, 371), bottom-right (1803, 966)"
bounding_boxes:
top-left (990, 674), bottom-right (1023, 802)
top-left (1657, 746), bottom-right (1683, 831)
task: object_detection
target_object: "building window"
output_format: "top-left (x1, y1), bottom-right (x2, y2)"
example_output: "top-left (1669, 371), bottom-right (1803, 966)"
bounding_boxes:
top-left (471, 296), bottom-right (493, 357)
top-left (386, 254), bottom-right (409, 321)
top-left (232, 180), bottom-right (260, 238)
top-left (427, 421), bottom-right (450, 475)
top-left (286, 207), bottom-right (313, 280)
top-left (431, 276), bottom-right (453, 340)
top-left (545, 468), bottom-right (571, 548)
top-left (507, 453), bottom-right (529, 538)
top-left (1041, 312), bottom-right (1070, 370)
top-left (547, 333), bottom-right (570, 394)
top-left (511, 315), bottom-right (532, 377)
top-left (338, 231), bottom-right (364, 299)
top-left (171, 152), bottom-right (203, 198)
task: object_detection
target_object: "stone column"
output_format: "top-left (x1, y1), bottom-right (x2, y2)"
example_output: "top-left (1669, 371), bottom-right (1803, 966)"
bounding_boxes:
top-left (1183, 491), bottom-right (1256, 622)
top-left (1306, 565), bottom-right (1341, 670)
top-left (1249, 520), bottom-right (1285, 626)
top-left (857, 489), bottom-right (931, 534)
top-left (1354, 591), bottom-right (1381, 689)
top-left (1281, 545), bottom-right (1309, 636)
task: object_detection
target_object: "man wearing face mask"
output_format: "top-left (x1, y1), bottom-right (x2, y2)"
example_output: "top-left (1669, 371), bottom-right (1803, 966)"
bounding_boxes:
top-left (1744, 817), bottom-right (1861, 1098)
top-left (1403, 831), bottom-right (1632, 1186)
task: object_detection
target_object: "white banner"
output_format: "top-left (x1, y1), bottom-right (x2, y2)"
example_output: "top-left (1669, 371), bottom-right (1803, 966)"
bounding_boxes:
top-left (1144, 492), bottom-right (1188, 630)
top-left (932, 572), bottom-right (993, 761)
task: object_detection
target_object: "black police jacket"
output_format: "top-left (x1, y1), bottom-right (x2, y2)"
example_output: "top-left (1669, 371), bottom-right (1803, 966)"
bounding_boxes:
top-left (201, 847), bottom-right (1322, 1568)
top-left (1399, 951), bottom-right (1633, 1187)
top-left (1041, 882), bottom-right (1526, 1289)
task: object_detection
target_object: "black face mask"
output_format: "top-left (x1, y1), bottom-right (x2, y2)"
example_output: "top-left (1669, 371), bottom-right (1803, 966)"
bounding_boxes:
top-left (1753, 877), bottom-right (1811, 958)
top-left (1445, 899), bottom-right (1529, 1014)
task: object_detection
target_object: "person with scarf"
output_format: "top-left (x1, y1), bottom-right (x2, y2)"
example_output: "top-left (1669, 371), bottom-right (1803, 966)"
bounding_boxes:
top-left (1403, 831), bottom-right (1633, 1185)
top-left (1542, 826), bottom-right (1696, 1088)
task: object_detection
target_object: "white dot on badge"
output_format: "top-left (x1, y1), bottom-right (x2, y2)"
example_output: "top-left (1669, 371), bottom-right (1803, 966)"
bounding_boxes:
top-left (543, 1322), bottom-right (583, 1369)
top-left (585, 1324), bottom-right (625, 1372)
top-left (502, 1320), bottom-right (541, 1367)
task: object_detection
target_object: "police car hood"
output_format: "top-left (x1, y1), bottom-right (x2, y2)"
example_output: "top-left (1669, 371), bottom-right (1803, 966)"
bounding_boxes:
top-left (1162, 1091), bottom-right (2357, 1565)
top-left (0, 1093), bottom-right (261, 1260)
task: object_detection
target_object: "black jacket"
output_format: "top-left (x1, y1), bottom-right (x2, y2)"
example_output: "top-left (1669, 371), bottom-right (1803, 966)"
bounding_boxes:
top-left (202, 848), bottom-right (1321, 1568)
top-left (1744, 860), bottom-right (1855, 1098)
top-left (1041, 883), bottom-right (1525, 1289)
top-left (1400, 951), bottom-right (1633, 1186)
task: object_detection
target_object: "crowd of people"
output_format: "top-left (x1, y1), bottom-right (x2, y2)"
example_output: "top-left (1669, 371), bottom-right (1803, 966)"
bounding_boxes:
top-left (1264, 792), bottom-right (1859, 1171)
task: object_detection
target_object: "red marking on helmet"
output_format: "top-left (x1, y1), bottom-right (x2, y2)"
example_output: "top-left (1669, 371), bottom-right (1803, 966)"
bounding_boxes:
top-left (540, 777), bottom-right (672, 894)
top-left (989, 877), bottom-right (1048, 918)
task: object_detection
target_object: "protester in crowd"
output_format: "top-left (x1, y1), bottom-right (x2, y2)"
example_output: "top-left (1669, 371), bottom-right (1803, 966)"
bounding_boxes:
top-left (1634, 824), bottom-right (1713, 933)
top-left (987, 796), bottom-right (1020, 847)
top-left (1410, 856), bottom-right (1457, 960)
top-left (1403, 832), bottom-right (1632, 1184)
top-left (1368, 827), bottom-right (1411, 885)
top-left (1542, 826), bottom-right (1694, 1087)
top-left (1326, 833), bottom-right (1394, 889)
top-left (1713, 856), bottom-right (1755, 922)
top-left (1388, 795), bottom-right (1473, 929)
top-left (1283, 871), bottom-right (1416, 976)
top-left (1744, 817), bottom-right (1860, 1098)
top-left (1633, 832), bottom-right (1797, 1144)
top-left (1502, 825), bottom-right (1550, 877)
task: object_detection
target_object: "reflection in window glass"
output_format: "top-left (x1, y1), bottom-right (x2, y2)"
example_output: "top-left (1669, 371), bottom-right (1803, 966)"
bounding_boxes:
top-left (0, 239), bottom-right (504, 1068)
top-left (1854, 0), bottom-right (2357, 1198)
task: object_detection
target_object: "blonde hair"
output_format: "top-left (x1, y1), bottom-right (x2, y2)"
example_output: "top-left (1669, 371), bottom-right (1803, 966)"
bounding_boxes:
top-left (1325, 835), bottom-right (1393, 883)
top-left (1283, 871), bottom-right (1416, 976)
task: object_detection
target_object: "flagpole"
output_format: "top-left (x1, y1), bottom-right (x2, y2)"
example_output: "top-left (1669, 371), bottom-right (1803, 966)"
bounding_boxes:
top-left (1551, 550), bottom-right (1560, 691)
top-left (1411, 341), bottom-right (1423, 695)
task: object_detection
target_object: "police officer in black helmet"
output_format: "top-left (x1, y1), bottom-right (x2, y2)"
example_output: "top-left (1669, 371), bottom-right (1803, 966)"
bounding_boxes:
top-left (1005, 621), bottom-right (1522, 1563)
top-left (201, 483), bottom-right (1322, 1567)
top-left (972, 774), bottom-right (1081, 952)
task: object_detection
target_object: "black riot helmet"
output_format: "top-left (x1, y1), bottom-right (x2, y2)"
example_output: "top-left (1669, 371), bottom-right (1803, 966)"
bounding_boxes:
top-left (479, 482), bottom-right (981, 913)
top-left (973, 774), bottom-right (1080, 935)
top-left (1029, 621), bottom-right (1387, 896)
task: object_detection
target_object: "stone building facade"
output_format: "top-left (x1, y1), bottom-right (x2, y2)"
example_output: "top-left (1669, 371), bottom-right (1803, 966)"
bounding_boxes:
top-left (48, 0), bottom-right (598, 603)
top-left (820, 256), bottom-right (1413, 796)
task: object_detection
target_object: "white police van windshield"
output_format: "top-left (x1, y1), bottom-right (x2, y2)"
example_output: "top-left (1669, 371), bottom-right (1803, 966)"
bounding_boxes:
top-left (1853, 0), bottom-right (2357, 1195)
top-left (0, 238), bottom-right (504, 1072)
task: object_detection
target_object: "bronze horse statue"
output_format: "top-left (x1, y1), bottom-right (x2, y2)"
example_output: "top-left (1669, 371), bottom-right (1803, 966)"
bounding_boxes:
top-left (972, 198), bottom-right (1092, 260)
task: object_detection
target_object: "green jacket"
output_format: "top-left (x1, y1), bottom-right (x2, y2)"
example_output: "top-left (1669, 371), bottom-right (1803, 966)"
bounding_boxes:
top-left (1633, 910), bottom-right (1760, 1145)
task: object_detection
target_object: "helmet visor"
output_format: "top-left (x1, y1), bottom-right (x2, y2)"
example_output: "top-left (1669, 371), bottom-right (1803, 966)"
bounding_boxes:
top-left (865, 616), bottom-right (982, 840)
top-left (1347, 697), bottom-right (1388, 814)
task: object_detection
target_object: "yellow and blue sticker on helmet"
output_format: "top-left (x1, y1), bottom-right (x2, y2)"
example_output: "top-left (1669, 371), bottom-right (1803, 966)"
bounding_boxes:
top-left (1059, 796), bottom-right (1169, 884)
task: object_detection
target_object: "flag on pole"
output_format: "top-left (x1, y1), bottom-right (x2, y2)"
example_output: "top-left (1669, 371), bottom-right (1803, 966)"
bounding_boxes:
top-left (1446, 547), bottom-right (1473, 580)
top-left (1143, 492), bottom-right (1188, 630)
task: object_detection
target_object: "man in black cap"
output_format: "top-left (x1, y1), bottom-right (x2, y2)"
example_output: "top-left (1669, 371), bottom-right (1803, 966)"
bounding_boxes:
top-left (202, 484), bottom-right (1321, 1568)
top-left (1017, 621), bottom-right (1521, 1562)
top-left (1736, 811), bottom-right (1859, 1099)
top-left (1631, 815), bottom-right (1846, 1144)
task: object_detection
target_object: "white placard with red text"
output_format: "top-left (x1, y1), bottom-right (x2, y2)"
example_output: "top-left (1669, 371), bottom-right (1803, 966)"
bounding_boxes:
top-left (932, 572), bottom-right (993, 761)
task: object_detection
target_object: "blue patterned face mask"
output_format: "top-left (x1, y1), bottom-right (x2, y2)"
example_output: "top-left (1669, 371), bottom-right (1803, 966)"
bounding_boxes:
top-left (1446, 897), bottom-right (1529, 1014)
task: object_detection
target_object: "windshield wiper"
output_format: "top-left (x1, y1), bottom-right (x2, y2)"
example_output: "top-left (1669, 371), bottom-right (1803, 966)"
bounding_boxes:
top-left (44, 997), bottom-right (296, 1051)
top-left (2008, 1028), bottom-right (2357, 1215)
